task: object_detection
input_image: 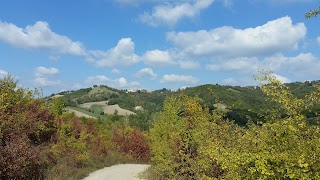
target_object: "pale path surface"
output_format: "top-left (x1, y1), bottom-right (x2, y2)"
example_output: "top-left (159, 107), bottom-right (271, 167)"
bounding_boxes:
top-left (83, 164), bottom-right (150, 180)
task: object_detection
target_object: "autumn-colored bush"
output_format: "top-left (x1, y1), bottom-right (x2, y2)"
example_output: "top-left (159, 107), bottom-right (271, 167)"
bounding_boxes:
top-left (0, 76), bottom-right (56, 179)
top-left (112, 124), bottom-right (150, 161)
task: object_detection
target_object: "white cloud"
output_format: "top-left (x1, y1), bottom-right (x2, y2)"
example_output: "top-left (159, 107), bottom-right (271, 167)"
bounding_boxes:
top-left (0, 21), bottom-right (86, 56)
top-left (142, 49), bottom-right (176, 66)
top-left (262, 53), bottom-right (320, 77)
top-left (136, 68), bottom-right (157, 79)
top-left (317, 36), bottom-right (320, 45)
top-left (167, 16), bottom-right (306, 57)
top-left (84, 75), bottom-right (139, 88)
top-left (206, 57), bottom-right (259, 73)
top-left (0, 69), bottom-right (8, 78)
top-left (35, 66), bottom-right (59, 77)
top-left (160, 74), bottom-right (199, 84)
top-left (178, 60), bottom-right (200, 69)
top-left (34, 77), bottom-right (61, 87)
top-left (139, 0), bottom-right (214, 26)
top-left (206, 53), bottom-right (320, 79)
top-left (272, 73), bottom-right (290, 83)
top-left (89, 38), bottom-right (139, 68)
top-left (111, 68), bottom-right (121, 75)
top-left (118, 77), bottom-right (127, 87)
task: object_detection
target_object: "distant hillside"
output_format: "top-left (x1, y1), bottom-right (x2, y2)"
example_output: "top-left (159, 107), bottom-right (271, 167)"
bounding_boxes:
top-left (51, 80), bottom-right (320, 125)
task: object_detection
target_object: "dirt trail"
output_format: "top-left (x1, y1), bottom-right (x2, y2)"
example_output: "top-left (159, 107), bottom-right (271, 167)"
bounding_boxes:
top-left (83, 164), bottom-right (150, 180)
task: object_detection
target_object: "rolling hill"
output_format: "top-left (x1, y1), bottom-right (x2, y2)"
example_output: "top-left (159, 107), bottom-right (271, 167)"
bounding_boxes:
top-left (50, 80), bottom-right (320, 125)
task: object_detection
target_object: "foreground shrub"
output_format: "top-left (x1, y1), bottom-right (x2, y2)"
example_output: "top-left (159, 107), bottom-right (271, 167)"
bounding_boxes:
top-left (207, 74), bottom-right (320, 179)
top-left (150, 95), bottom-right (224, 179)
top-left (112, 124), bottom-right (150, 161)
top-left (149, 73), bottom-right (320, 179)
top-left (0, 76), bottom-right (55, 179)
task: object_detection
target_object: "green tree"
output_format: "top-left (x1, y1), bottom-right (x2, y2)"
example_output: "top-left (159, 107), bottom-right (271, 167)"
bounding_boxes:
top-left (50, 97), bottom-right (66, 116)
top-left (206, 72), bottom-right (320, 179)
top-left (150, 95), bottom-right (223, 179)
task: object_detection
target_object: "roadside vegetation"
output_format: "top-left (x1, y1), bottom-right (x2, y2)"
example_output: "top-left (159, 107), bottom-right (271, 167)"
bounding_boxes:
top-left (0, 76), bottom-right (150, 179)
top-left (1, 72), bottom-right (320, 179)
top-left (149, 72), bottom-right (320, 179)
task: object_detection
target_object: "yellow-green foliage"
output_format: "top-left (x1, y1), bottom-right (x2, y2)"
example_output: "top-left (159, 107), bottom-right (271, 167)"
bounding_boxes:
top-left (150, 73), bottom-right (320, 179)
top-left (208, 73), bottom-right (320, 179)
top-left (150, 95), bottom-right (223, 179)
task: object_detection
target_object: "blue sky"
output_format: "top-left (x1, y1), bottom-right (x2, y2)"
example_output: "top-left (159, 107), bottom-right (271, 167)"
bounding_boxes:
top-left (0, 0), bottom-right (319, 96)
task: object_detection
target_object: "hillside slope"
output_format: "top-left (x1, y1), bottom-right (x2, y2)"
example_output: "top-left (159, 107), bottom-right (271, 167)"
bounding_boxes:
top-left (51, 80), bottom-right (320, 125)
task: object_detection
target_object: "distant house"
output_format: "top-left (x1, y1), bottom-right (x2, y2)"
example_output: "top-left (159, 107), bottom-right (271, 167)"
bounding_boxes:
top-left (126, 89), bottom-right (137, 93)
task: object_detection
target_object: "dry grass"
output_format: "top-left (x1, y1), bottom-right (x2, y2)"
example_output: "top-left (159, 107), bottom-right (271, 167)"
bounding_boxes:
top-left (66, 107), bottom-right (97, 119)
top-left (79, 101), bottom-right (135, 116)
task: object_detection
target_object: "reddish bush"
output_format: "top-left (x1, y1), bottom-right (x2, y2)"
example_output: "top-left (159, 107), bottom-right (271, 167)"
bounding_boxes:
top-left (112, 125), bottom-right (150, 161)
top-left (0, 77), bottom-right (56, 179)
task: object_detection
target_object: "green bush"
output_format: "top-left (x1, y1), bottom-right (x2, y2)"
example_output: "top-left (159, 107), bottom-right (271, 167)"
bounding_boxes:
top-left (149, 95), bottom-right (224, 179)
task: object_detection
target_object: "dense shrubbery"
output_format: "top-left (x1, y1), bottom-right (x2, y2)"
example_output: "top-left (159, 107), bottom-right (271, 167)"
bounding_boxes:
top-left (150, 95), bottom-right (224, 179)
top-left (0, 76), bottom-right (150, 179)
top-left (0, 76), bottom-right (56, 179)
top-left (2, 73), bottom-right (320, 179)
top-left (149, 74), bottom-right (320, 179)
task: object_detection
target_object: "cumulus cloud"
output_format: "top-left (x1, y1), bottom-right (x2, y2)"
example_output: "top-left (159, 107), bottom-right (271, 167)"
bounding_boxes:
top-left (262, 53), bottom-right (320, 77)
top-left (136, 68), bottom-right (158, 79)
top-left (207, 53), bottom-right (320, 79)
top-left (84, 75), bottom-right (139, 88)
top-left (0, 21), bottom-right (86, 56)
top-left (206, 57), bottom-right (259, 73)
top-left (139, 0), bottom-right (214, 26)
top-left (167, 16), bottom-right (306, 57)
top-left (35, 66), bottom-right (59, 77)
top-left (272, 73), bottom-right (290, 83)
top-left (160, 74), bottom-right (199, 84)
top-left (88, 38), bottom-right (139, 68)
top-left (142, 49), bottom-right (176, 66)
top-left (178, 60), bottom-right (200, 69)
top-left (34, 77), bottom-right (61, 87)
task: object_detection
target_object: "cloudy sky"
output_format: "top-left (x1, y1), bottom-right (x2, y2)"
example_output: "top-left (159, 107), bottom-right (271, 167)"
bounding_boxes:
top-left (0, 0), bottom-right (319, 95)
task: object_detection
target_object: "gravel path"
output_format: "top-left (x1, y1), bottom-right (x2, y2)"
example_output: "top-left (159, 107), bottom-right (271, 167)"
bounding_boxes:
top-left (83, 164), bottom-right (150, 180)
